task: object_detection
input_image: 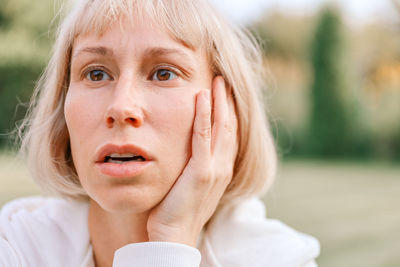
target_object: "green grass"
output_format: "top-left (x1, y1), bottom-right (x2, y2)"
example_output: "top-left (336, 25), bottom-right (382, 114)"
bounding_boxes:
top-left (264, 159), bottom-right (400, 267)
top-left (1, 153), bottom-right (399, 266)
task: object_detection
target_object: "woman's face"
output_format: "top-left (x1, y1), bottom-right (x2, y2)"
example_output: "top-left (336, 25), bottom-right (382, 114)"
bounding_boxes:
top-left (65, 17), bottom-right (212, 213)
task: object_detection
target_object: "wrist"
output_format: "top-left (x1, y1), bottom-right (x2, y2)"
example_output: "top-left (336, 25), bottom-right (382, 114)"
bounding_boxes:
top-left (147, 226), bottom-right (200, 247)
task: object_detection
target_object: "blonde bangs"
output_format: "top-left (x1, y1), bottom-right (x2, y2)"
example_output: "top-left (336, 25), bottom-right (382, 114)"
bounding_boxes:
top-left (69, 0), bottom-right (212, 51)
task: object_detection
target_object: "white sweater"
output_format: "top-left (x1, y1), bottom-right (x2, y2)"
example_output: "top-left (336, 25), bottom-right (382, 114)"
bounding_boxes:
top-left (0, 197), bottom-right (320, 267)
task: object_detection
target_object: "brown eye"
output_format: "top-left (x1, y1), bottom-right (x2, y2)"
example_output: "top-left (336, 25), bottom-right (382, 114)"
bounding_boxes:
top-left (86, 70), bottom-right (111, 81)
top-left (152, 69), bottom-right (177, 81)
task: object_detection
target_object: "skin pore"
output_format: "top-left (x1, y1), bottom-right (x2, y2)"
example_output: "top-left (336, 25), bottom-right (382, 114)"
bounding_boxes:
top-left (65, 16), bottom-right (237, 267)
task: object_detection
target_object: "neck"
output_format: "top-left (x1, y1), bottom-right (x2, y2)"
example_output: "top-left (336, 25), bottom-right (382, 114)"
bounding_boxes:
top-left (88, 200), bottom-right (150, 267)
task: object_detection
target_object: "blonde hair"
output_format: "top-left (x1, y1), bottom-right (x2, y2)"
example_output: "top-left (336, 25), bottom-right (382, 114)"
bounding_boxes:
top-left (19, 0), bottom-right (277, 205)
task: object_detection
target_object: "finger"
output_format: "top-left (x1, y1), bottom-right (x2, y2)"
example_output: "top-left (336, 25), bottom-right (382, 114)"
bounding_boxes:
top-left (211, 76), bottom-right (231, 153)
top-left (227, 93), bottom-right (239, 159)
top-left (191, 89), bottom-right (212, 163)
top-left (226, 87), bottom-right (238, 136)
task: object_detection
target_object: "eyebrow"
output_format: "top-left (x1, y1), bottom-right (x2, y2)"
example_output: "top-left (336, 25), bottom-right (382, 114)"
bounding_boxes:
top-left (73, 46), bottom-right (192, 57)
top-left (72, 46), bottom-right (114, 58)
top-left (144, 47), bottom-right (193, 60)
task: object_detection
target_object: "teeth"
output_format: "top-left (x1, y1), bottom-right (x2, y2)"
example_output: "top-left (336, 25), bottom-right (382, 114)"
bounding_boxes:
top-left (109, 153), bottom-right (137, 158)
top-left (109, 159), bottom-right (125, 164)
top-left (106, 158), bottom-right (144, 163)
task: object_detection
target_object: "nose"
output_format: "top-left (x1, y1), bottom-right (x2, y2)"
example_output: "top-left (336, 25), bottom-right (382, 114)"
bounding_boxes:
top-left (104, 80), bottom-right (144, 128)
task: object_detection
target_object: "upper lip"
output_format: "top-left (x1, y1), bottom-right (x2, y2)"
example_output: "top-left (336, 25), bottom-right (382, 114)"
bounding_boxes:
top-left (95, 143), bottom-right (151, 163)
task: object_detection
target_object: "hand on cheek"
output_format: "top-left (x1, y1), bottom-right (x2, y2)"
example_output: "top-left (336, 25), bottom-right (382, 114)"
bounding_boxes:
top-left (147, 76), bottom-right (238, 247)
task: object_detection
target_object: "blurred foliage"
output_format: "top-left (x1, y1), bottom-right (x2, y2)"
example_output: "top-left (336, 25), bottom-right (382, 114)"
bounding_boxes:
top-left (0, 64), bottom-right (42, 146)
top-left (0, 0), bottom-right (54, 146)
top-left (0, 0), bottom-right (11, 30)
top-left (254, 6), bottom-right (400, 162)
top-left (253, 12), bottom-right (313, 60)
top-left (0, 0), bottom-right (55, 65)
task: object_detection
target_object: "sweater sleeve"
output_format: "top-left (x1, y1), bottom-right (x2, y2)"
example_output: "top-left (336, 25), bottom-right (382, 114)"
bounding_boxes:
top-left (0, 237), bottom-right (21, 266)
top-left (302, 260), bottom-right (318, 267)
top-left (113, 242), bottom-right (201, 267)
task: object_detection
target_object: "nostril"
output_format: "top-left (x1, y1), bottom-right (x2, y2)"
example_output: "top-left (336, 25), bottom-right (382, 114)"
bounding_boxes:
top-left (125, 117), bottom-right (142, 127)
top-left (107, 117), bottom-right (115, 125)
top-left (126, 117), bottom-right (137, 125)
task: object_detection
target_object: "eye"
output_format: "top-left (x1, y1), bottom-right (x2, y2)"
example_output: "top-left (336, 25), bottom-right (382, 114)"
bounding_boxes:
top-left (85, 69), bottom-right (112, 81)
top-left (151, 69), bottom-right (178, 81)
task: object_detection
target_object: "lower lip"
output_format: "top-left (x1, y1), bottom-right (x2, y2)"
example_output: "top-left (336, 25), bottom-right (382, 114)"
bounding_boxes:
top-left (95, 161), bottom-right (151, 178)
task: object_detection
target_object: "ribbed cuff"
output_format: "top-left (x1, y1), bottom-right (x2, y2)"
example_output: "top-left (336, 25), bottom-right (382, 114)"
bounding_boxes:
top-left (113, 242), bottom-right (201, 267)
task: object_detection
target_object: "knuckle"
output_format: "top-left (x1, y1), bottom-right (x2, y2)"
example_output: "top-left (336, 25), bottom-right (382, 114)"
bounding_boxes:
top-left (197, 173), bottom-right (212, 185)
top-left (224, 122), bottom-right (234, 134)
top-left (194, 126), bottom-right (211, 140)
top-left (194, 166), bottom-right (213, 185)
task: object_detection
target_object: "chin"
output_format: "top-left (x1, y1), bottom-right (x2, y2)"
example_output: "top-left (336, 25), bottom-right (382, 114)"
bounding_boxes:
top-left (91, 185), bottom-right (164, 214)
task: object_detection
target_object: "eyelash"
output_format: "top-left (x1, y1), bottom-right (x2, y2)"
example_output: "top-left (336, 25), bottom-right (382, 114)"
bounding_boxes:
top-left (82, 66), bottom-right (113, 81)
top-left (150, 65), bottom-right (182, 81)
top-left (81, 64), bottom-right (185, 82)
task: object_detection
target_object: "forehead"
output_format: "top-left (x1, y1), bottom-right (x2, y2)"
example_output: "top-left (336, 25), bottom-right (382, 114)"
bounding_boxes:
top-left (71, 19), bottom-right (201, 63)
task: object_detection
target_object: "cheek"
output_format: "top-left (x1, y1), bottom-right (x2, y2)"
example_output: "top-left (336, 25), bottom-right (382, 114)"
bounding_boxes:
top-left (64, 88), bottom-right (102, 170)
top-left (148, 91), bottom-right (196, 165)
top-left (65, 91), bottom-right (99, 136)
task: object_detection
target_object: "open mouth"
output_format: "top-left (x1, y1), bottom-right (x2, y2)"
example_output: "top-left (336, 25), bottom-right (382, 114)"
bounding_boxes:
top-left (95, 144), bottom-right (151, 177)
top-left (95, 144), bottom-right (151, 165)
top-left (104, 153), bottom-right (146, 164)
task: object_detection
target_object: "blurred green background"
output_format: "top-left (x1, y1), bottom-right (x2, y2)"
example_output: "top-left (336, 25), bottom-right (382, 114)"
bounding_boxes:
top-left (0, 0), bottom-right (399, 266)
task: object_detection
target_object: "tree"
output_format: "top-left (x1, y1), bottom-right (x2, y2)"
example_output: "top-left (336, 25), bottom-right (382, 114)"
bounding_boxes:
top-left (0, 0), bottom-right (11, 30)
top-left (306, 7), bottom-right (350, 157)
